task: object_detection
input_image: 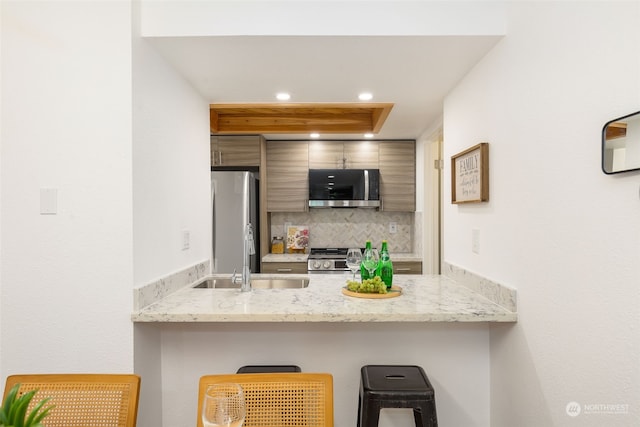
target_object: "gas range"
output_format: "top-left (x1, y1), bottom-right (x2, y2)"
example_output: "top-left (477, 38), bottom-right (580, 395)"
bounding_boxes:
top-left (307, 248), bottom-right (351, 273)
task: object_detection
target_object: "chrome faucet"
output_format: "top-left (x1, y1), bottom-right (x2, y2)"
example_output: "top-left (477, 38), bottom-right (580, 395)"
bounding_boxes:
top-left (235, 223), bottom-right (255, 292)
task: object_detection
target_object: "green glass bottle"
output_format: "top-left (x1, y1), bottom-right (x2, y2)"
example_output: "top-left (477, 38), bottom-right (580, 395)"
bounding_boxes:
top-left (376, 240), bottom-right (394, 289)
top-left (360, 240), bottom-right (372, 281)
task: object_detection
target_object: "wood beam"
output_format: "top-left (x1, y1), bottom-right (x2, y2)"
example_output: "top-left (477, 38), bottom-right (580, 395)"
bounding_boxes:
top-left (210, 102), bottom-right (393, 134)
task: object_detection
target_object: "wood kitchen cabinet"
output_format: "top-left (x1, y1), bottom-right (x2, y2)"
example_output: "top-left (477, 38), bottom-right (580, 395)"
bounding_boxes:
top-left (393, 261), bottom-right (422, 275)
top-left (308, 141), bottom-right (379, 169)
top-left (379, 140), bottom-right (416, 211)
top-left (211, 135), bottom-right (262, 167)
top-left (261, 262), bottom-right (308, 274)
top-left (266, 141), bottom-right (309, 212)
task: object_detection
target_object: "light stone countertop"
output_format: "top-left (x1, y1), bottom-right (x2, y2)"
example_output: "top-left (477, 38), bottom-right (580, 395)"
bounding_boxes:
top-left (132, 273), bottom-right (516, 323)
top-left (262, 253), bottom-right (309, 262)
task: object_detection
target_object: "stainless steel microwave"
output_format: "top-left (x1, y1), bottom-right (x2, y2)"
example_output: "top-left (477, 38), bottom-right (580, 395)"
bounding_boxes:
top-left (308, 169), bottom-right (380, 208)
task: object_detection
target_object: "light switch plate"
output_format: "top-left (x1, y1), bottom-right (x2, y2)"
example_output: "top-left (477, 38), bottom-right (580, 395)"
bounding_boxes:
top-left (40, 188), bottom-right (58, 215)
top-left (389, 222), bottom-right (398, 233)
top-left (472, 229), bottom-right (480, 254)
top-left (182, 229), bottom-right (190, 250)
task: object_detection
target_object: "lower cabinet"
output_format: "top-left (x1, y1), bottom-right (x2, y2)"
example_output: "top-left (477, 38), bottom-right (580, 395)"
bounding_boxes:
top-left (261, 262), bottom-right (308, 274)
top-left (393, 261), bottom-right (422, 275)
top-left (262, 261), bottom-right (421, 274)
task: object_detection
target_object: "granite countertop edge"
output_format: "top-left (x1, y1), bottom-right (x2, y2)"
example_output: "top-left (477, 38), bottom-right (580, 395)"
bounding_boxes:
top-left (132, 273), bottom-right (517, 324)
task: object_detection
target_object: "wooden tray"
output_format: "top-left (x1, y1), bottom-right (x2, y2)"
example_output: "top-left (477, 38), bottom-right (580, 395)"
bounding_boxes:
top-left (341, 285), bottom-right (402, 299)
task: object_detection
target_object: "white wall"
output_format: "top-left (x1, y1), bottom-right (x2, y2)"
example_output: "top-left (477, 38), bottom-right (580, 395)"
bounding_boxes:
top-left (0, 0), bottom-right (4, 375)
top-left (132, 7), bottom-right (211, 287)
top-left (0, 1), bottom-right (134, 374)
top-left (443, 2), bottom-right (640, 426)
top-left (140, 0), bottom-right (506, 37)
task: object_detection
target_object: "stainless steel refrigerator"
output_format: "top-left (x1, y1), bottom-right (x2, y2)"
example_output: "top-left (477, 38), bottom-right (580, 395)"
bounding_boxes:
top-left (211, 170), bottom-right (260, 274)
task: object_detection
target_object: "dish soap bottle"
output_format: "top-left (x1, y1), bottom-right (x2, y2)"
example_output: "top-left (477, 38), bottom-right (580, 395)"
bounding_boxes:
top-left (376, 240), bottom-right (393, 289)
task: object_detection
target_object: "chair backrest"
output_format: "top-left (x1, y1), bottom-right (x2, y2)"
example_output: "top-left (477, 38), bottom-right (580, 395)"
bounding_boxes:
top-left (3, 373), bottom-right (140, 427)
top-left (197, 373), bottom-right (333, 427)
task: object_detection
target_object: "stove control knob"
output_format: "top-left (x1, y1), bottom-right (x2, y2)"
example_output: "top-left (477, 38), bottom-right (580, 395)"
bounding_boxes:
top-left (312, 260), bottom-right (322, 270)
top-left (323, 261), bottom-right (332, 269)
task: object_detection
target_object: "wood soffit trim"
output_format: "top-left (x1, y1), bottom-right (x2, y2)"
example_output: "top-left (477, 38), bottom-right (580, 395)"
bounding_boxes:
top-left (209, 102), bottom-right (394, 134)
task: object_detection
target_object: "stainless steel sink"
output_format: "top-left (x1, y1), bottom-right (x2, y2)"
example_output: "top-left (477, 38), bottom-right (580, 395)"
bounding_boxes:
top-left (193, 278), bottom-right (237, 289)
top-left (251, 278), bottom-right (309, 289)
top-left (193, 277), bottom-right (309, 289)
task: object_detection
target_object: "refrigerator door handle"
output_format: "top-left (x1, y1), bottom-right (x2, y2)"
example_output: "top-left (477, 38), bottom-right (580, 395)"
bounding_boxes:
top-left (364, 169), bottom-right (370, 201)
top-left (211, 178), bottom-right (217, 272)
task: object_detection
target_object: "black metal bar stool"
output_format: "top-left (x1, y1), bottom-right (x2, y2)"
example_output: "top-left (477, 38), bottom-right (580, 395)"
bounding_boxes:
top-left (357, 365), bottom-right (438, 427)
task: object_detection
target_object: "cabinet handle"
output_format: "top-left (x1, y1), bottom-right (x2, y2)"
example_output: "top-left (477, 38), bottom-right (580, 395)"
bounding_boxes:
top-left (396, 268), bottom-right (411, 272)
top-left (277, 268), bottom-right (293, 272)
top-left (218, 151), bottom-right (223, 165)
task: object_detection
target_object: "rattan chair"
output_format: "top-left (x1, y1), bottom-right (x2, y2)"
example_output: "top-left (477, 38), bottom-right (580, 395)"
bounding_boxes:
top-left (3, 373), bottom-right (140, 427)
top-left (197, 372), bottom-right (333, 427)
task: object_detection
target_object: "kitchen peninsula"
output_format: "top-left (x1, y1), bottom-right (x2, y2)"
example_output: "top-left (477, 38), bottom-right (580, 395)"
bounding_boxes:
top-left (132, 273), bottom-right (516, 322)
top-left (132, 267), bottom-right (516, 426)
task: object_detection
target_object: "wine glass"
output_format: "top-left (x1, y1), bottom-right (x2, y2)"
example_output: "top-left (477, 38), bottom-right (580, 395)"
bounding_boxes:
top-left (362, 248), bottom-right (379, 278)
top-left (345, 248), bottom-right (363, 280)
top-left (202, 383), bottom-right (246, 427)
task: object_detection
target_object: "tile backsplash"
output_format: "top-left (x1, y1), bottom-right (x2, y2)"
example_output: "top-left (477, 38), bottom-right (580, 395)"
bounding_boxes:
top-left (271, 210), bottom-right (416, 253)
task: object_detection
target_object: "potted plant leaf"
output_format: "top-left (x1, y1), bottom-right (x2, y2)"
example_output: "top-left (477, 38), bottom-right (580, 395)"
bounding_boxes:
top-left (0, 383), bottom-right (53, 427)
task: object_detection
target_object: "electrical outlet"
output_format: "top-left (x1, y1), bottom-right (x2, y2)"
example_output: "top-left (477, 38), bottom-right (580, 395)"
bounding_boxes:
top-left (472, 229), bottom-right (480, 254)
top-left (182, 229), bottom-right (190, 251)
top-left (389, 222), bottom-right (398, 234)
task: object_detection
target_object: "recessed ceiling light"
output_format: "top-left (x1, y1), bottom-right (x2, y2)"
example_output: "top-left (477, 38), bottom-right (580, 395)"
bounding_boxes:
top-left (276, 92), bottom-right (291, 101)
top-left (310, 133), bottom-right (320, 138)
top-left (364, 133), bottom-right (374, 138)
top-left (358, 92), bottom-right (373, 101)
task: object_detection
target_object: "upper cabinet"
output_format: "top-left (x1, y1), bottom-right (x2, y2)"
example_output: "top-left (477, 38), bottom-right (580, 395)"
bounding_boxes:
top-left (379, 140), bottom-right (416, 211)
top-left (309, 141), bottom-right (379, 169)
top-left (266, 141), bottom-right (309, 212)
top-left (264, 139), bottom-right (415, 212)
top-left (211, 135), bottom-right (262, 167)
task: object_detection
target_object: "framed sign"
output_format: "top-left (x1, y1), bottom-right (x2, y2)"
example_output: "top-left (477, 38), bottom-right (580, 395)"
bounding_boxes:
top-left (451, 142), bottom-right (489, 204)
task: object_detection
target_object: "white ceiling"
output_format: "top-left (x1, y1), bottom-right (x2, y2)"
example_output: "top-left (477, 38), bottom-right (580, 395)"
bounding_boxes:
top-left (148, 35), bottom-right (502, 140)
